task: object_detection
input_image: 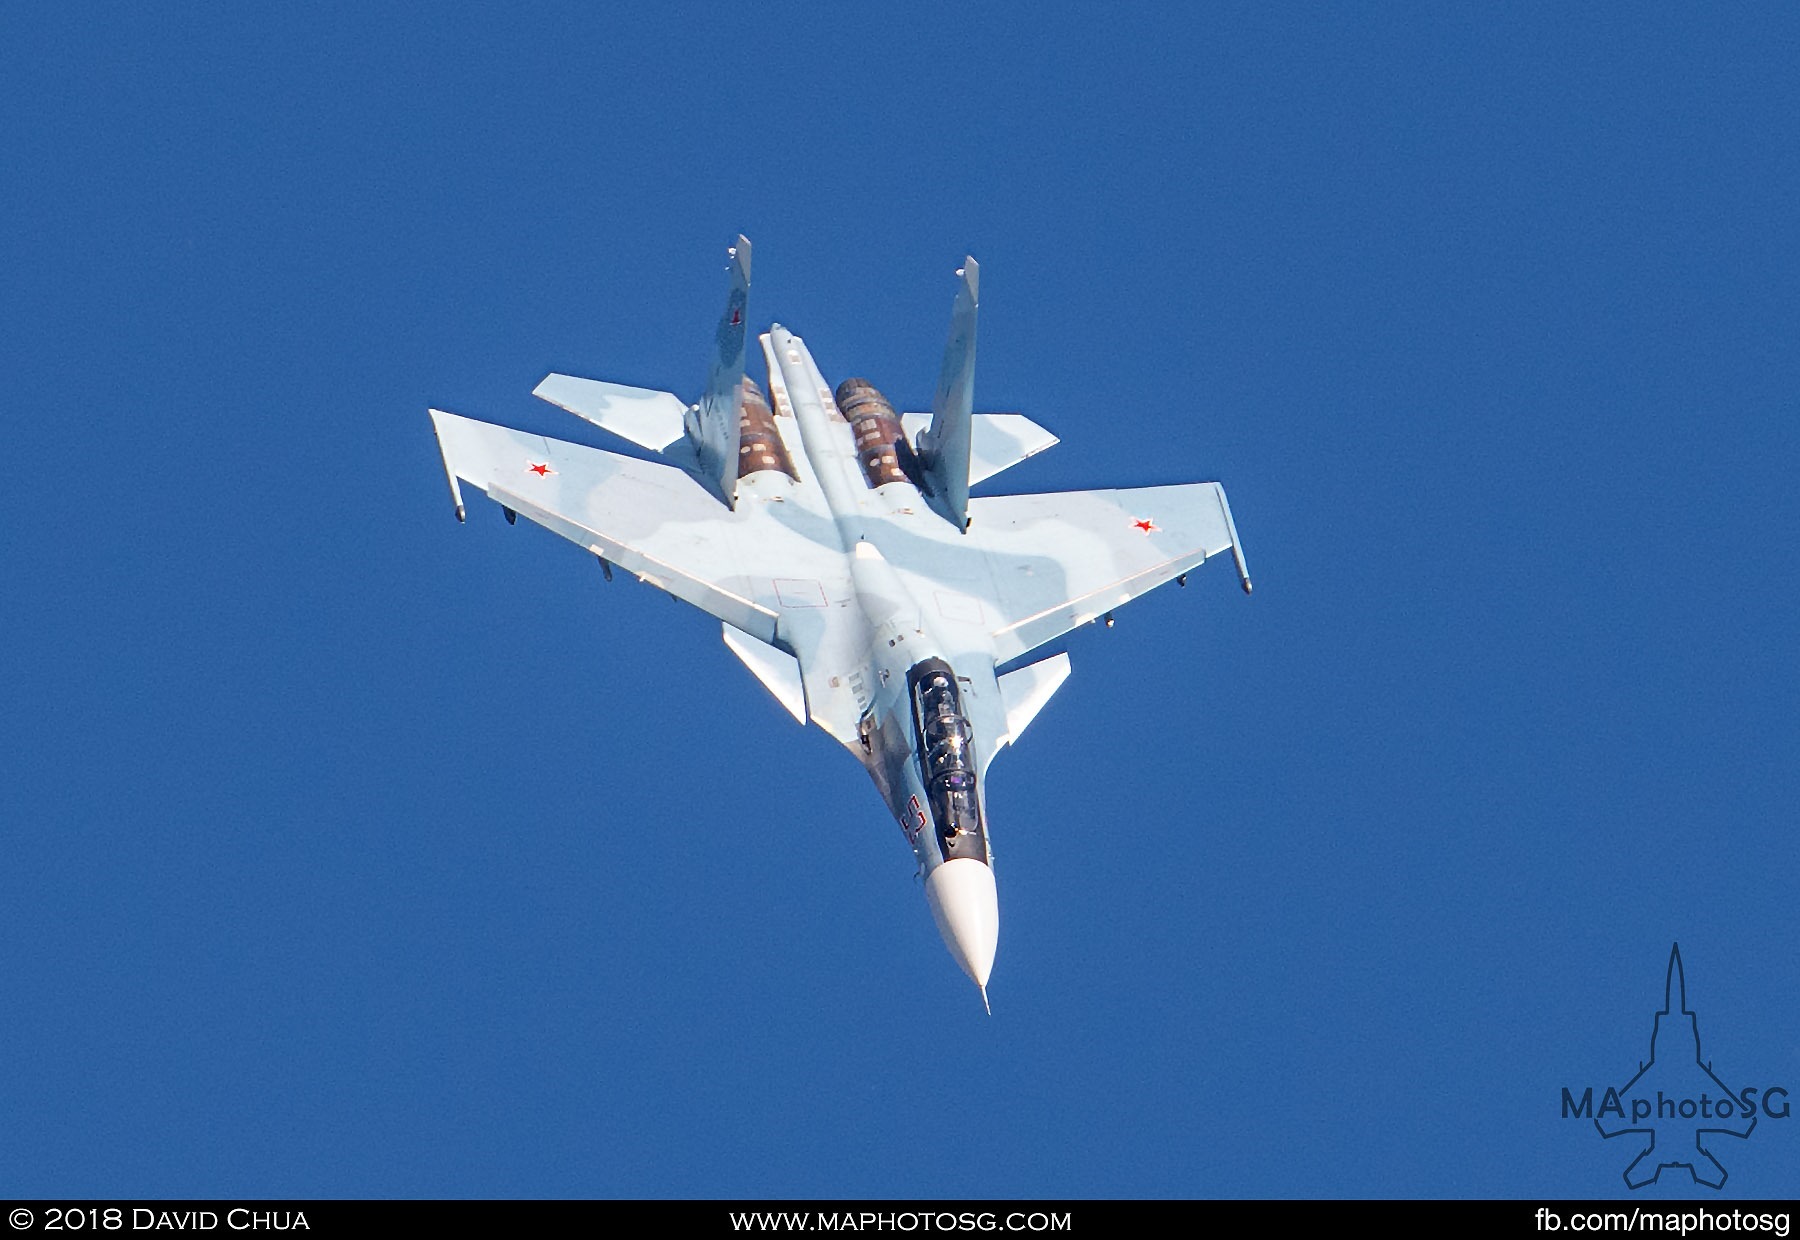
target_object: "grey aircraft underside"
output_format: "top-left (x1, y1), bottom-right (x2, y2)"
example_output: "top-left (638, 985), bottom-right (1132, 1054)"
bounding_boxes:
top-left (428, 237), bottom-right (1251, 1009)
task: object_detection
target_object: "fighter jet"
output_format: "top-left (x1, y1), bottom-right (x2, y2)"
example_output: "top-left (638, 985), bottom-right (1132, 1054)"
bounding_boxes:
top-left (427, 237), bottom-right (1251, 1008)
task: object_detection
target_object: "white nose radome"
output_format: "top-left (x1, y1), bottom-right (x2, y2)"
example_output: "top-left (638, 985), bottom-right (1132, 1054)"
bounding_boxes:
top-left (924, 857), bottom-right (999, 994)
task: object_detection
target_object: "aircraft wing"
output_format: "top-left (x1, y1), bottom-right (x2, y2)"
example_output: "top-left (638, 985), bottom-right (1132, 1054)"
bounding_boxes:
top-left (429, 409), bottom-right (848, 653)
top-left (957, 482), bottom-right (1250, 663)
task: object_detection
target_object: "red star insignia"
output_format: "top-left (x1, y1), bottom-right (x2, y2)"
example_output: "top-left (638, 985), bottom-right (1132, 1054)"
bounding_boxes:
top-left (1133, 518), bottom-right (1156, 533)
top-left (528, 462), bottom-right (554, 477)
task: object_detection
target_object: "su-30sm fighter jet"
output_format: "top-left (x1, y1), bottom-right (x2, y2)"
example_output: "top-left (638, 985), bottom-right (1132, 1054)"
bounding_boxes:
top-left (428, 238), bottom-right (1251, 1009)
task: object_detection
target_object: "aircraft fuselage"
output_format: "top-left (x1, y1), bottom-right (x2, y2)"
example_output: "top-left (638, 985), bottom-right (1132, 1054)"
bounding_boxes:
top-left (763, 325), bottom-right (1002, 994)
top-left (429, 239), bottom-right (1249, 1007)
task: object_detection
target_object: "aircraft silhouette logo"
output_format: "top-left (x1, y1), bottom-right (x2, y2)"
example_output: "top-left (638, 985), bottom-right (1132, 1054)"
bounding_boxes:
top-left (1592, 945), bottom-right (1755, 1189)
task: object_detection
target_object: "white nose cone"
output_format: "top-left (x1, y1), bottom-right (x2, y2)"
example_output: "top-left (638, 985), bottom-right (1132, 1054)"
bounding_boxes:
top-left (924, 857), bottom-right (999, 989)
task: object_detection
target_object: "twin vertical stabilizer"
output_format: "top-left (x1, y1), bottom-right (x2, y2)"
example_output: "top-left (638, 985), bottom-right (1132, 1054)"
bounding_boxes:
top-left (532, 236), bottom-right (752, 509)
top-left (536, 240), bottom-right (986, 526)
top-left (683, 236), bottom-right (752, 508)
top-left (915, 257), bottom-right (979, 532)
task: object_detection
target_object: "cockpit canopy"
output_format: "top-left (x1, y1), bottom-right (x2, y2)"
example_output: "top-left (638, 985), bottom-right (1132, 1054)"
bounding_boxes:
top-left (908, 660), bottom-right (988, 863)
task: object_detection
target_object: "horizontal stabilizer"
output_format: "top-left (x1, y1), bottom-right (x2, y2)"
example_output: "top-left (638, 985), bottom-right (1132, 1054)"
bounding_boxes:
top-left (533, 374), bottom-right (687, 451)
top-left (996, 653), bottom-right (1071, 746)
top-left (901, 412), bottom-right (1058, 486)
top-left (722, 623), bottom-right (807, 725)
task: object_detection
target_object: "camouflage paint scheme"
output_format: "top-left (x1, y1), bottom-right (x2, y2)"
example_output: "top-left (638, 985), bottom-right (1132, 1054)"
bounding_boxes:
top-left (428, 237), bottom-right (1251, 1001)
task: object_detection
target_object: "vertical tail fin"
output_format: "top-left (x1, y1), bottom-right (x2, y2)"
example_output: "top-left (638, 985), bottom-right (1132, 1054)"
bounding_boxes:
top-left (684, 235), bottom-right (752, 507)
top-left (916, 256), bottom-right (978, 531)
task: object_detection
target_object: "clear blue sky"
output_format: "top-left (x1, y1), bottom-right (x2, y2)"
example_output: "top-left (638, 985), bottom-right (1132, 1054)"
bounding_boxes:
top-left (4, 4), bottom-right (1795, 1199)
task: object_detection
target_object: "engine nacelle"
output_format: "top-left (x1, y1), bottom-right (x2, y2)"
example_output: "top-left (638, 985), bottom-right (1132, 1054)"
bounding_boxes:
top-left (736, 376), bottom-right (797, 480)
top-left (835, 377), bottom-right (910, 490)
